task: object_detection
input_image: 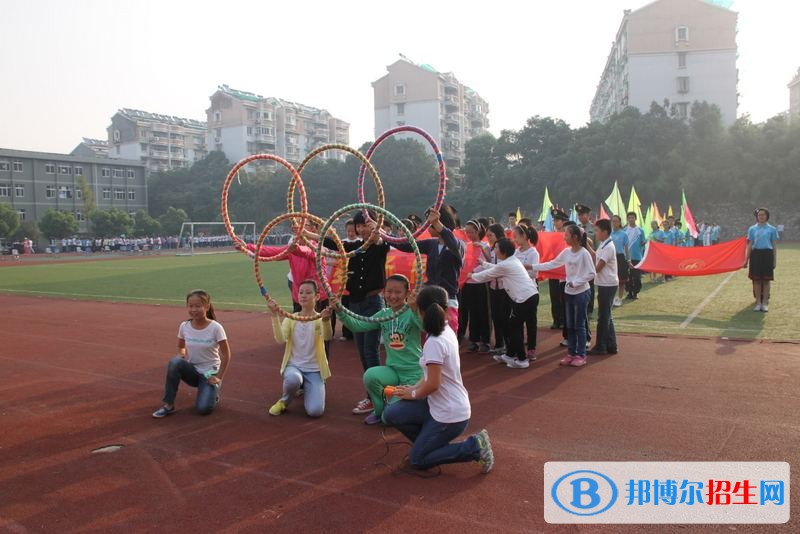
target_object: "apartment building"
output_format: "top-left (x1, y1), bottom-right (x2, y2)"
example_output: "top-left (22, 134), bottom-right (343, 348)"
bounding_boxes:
top-left (0, 148), bottom-right (146, 232)
top-left (206, 85), bottom-right (350, 166)
top-left (590, 0), bottom-right (738, 125)
top-left (107, 109), bottom-right (208, 173)
top-left (372, 59), bottom-right (490, 173)
top-left (789, 68), bottom-right (800, 118)
top-left (71, 138), bottom-right (110, 158)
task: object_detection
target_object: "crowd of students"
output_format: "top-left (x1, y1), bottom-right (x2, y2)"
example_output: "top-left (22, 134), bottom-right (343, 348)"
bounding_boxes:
top-left (150, 204), bottom-right (778, 475)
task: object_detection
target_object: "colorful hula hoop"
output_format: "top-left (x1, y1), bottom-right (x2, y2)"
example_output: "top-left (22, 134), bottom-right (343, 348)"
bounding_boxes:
top-left (254, 211), bottom-right (347, 322)
top-left (314, 202), bottom-right (423, 324)
top-left (357, 126), bottom-right (448, 243)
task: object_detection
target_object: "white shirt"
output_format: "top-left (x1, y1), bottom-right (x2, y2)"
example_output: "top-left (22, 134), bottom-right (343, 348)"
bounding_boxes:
top-left (470, 255), bottom-right (538, 303)
top-left (536, 247), bottom-right (596, 295)
top-left (514, 246), bottom-right (540, 281)
top-left (421, 326), bottom-right (471, 423)
top-left (595, 237), bottom-right (619, 287)
top-left (178, 320), bottom-right (227, 374)
top-left (289, 321), bottom-right (319, 372)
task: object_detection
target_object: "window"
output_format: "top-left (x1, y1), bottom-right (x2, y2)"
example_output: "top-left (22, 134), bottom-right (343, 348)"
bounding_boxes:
top-left (46, 185), bottom-right (57, 198)
top-left (115, 189), bottom-right (125, 200)
top-left (17, 209), bottom-right (25, 221)
top-left (74, 166), bottom-right (83, 176)
top-left (214, 111), bottom-right (221, 123)
top-left (76, 188), bottom-right (83, 200)
top-left (128, 190), bottom-right (135, 200)
top-left (263, 111), bottom-right (273, 120)
top-left (140, 128), bottom-right (147, 138)
top-left (677, 76), bottom-right (690, 94)
top-left (101, 168), bottom-right (111, 178)
top-left (0, 183), bottom-right (8, 197)
top-left (394, 84), bottom-right (406, 96)
top-left (59, 165), bottom-right (71, 174)
top-left (396, 121), bottom-right (406, 126)
top-left (46, 163), bottom-right (57, 174)
top-left (678, 52), bottom-right (687, 69)
top-left (0, 161), bottom-right (9, 171)
top-left (102, 188), bottom-right (111, 199)
top-left (247, 109), bottom-right (255, 120)
top-left (286, 114), bottom-right (296, 125)
top-left (12, 161), bottom-right (22, 172)
top-left (15, 184), bottom-right (24, 197)
top-left (141, 143), bottom-right (148, 151)
top-left (247, 126), bottom-right (253, 136)
top-left (126, 169), bottom-right (135, 178)
top-left (287, 135), bottom-right (297, 145)
top-left (113, 129), bottom-right (121, 142)
top-left (74, 210), bottom-right (85, 222)
top-left (113, 169), bottom-right (124, 178)
top-left (58, 185), bottom-right (73, 199)
top-left (675, 102), bottom-right (689, 118)
top-left (396, 103), bottom-right (405, 115)
top-left (676, 26), bottom-right (689, 42)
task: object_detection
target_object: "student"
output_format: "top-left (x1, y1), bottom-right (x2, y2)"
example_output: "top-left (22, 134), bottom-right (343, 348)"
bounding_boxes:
top-left (505, 212), bottom-right (518, 231)
top-left (624, 212), bottom-right (646, 300)
top-left (382, 286), bottom-right (494, 473)
top-left (534, 225), bottom-right (596, 367)
top-left (392, 205), bottom-right (465, 335)
top-left (319, 210), bottom-right (390, 415)
top-left (459, 220), bottom-right (492, 353)
top-left (469, 238), bottom-right (539, 368)
top-left (485, 223), bottom-right (512, 355)
top-left (575, 204), bottom-right (597, 315)
top-left (745, 208), bottom-right (779, 312)
top-left (610, 215), bottom-right (629, 307)
top-left (589, 219), bottom-right (619, 356)
top-left (152, 290), bottom-right (231, 418)
top-left (266, 280), bottom-right (332, 417)
top-left (548, 208), bottom-right (570, 330)
top-left (512, 224), bottom-right (540, 360)
top-left (660, 220), bottom-right (675, 281)
top-left (335, 275), bottom-right (423, 424)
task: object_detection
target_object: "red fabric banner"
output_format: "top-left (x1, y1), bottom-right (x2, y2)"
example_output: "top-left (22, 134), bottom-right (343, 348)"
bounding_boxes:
top-left (535, 231), bottom-right (567, 280)
top-left (634, 237), bottom-right (747, 276)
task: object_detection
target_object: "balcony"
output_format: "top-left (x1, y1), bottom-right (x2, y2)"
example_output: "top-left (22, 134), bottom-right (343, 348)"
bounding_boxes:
top-left (149, 136), bottom-right (168, 145)
top-left (151, 124), bottom-right (170, 135)
top-left (168, 137), bottom-right (184, 145)
top-left (313, 129), bottom-right (329, 140)
top-left (149, 150), bottom-right (169, 159)
top-left (255, 133), bottom-right (276, 143)
top-left (445, 113), bottom-right (460, 124)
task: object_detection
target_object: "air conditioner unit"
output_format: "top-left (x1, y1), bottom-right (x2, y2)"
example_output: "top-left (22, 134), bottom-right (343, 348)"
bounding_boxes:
top-left (214, 137), bottom-right (222, 143)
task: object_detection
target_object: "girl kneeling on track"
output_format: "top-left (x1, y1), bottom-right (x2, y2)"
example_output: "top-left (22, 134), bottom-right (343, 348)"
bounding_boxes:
top-left (153, 289), bottom-right (231, 418)
top-left (382, 285), bottom-right (494, 473)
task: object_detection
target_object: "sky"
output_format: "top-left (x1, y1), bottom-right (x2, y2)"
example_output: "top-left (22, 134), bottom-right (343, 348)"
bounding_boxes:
top-left (0, 0), bottom-right (798, 154)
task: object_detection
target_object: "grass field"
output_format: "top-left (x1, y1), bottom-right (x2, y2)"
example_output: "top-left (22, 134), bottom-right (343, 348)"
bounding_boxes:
top-left (1, 245), bottom-right (798, 341)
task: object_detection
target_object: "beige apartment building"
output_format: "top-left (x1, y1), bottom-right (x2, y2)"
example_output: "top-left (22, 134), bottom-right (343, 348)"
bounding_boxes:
top-left (789, 68), bottom-right (800, 118)
top-left (590, 0), bottom-right (738, 126)
top-left (107, 109), bottom-right (208, 173)
top-left (372, 58), bottom-right (490, 173)
top-left (206, 85), bottom-right (350, 167)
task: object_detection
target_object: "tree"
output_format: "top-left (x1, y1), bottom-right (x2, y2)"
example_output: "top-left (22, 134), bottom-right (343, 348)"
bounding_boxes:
top-left (148, 151), bottom-right (231, 222)
top-left (76, 174), bottom-right (96, 213)
top-left (38, 208), bottom-right (79, 240)
top-left (158, 206), bottom-right (189, 235)
top-left (89, 208), bottom-right (133, 238)
top-left (133, 210), bottom-right (162, 237)
top-left (0, 202), bottom-right (20, 239)
top-left (11, 220), bottom-right (42, 243)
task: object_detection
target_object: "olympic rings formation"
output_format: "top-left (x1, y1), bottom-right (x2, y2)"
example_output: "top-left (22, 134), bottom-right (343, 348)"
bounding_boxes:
top-left (220, 126), bottom-right (448, 322)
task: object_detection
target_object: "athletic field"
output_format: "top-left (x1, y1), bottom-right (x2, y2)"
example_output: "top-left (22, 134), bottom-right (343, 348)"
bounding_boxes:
top-left (1, 244), bottom-right (797, 341)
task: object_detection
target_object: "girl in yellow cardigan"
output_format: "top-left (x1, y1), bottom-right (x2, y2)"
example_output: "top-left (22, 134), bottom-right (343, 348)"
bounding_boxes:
top-left (267, 280), bottom-right (333, 417)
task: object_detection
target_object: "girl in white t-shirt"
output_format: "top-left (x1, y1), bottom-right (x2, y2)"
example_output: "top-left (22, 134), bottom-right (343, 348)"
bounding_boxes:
top-left (152, 290), bottom-right (231, 418)
top-left (512, 224), bottom-right (541, 360)
top-left (383, 285), bottom-right (494, 473)
top-left (266, 280), bottom-right (333, 418)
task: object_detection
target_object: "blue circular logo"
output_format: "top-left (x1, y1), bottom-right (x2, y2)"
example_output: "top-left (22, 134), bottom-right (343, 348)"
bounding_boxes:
top-left (551, 470), bottom-right (618, 516)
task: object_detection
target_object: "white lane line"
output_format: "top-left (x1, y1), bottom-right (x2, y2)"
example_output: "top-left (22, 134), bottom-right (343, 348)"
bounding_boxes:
top-left (680, 271), bottom-right (737, 329)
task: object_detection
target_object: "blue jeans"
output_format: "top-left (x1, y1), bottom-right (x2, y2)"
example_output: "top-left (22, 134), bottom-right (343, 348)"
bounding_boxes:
top-left (162, 357), bottom-right (219, 415)
top-left (382, 399), bottom-right (480, 470)
top-left (281, 364), bottom-right (325, 417)
top-left (348, 294), bottom-right (383, 370)
top-left (595, 285), bottom-right (618, 352)
top-left (564, 289), bottom-right (590, 358)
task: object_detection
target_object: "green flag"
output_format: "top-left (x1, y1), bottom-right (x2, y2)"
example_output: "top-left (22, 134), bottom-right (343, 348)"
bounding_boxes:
top-left (643, 203), bottom-right (654, 238)
top-left (604, 181), bottom-right (626, 216)
top-left (627, 185), bottom-right (644, 223)
top-left (538, 186), bottom-right (552, 222)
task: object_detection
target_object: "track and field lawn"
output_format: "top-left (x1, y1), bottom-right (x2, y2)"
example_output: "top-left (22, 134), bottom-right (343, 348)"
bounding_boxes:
top-left (1, 245), bottom-right (798, 341)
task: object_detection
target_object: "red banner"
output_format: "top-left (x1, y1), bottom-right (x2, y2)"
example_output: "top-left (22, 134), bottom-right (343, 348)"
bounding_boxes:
top-left (535, 231), bottom-right (567, 280)
top-left (634, 237), bottom-right (746, 276)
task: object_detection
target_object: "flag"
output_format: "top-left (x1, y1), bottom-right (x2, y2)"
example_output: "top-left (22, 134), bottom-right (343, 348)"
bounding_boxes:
top-left (627, 185), bottom-right (643, 223)
top-left (604, 181), bottom-right (626, 216)
top-left (635, 237), bottom-right (746, 276)
top-left (653, 202), bottom-right (664, 226)
top-left (535, 231), bottom-right (567, 280)
top-left (599, 204), bottom-right (609, 220)
top-left (667, 205), bottom-right (674, 218)
top-left (538, 187), bottom-right (552, 222)
top-left (516, 206), bottom-right (522, 223)
top-left (681, 189), bottom-right (698, 239)
top-left (643, 203), bottom-right (654, 238)
top-left (569, 207), bottom-right (577, 222)
top-left (543, 207), bottom-right (554, 231)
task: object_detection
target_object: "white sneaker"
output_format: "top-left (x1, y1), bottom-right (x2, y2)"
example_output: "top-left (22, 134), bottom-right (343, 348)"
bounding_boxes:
top-left (493, 353), bottom-right (514, 365)
top-left (613, 297), bottom-right (623, 307)
top-left (506, 358), bottom-right (530, 369)
top-left (586, 341), bottom-right (591, 348)
top-left (761, 304), bottom-right (769, 312)
top-left (559, 339), bottom-right (568, 347)
top-left (754, 303), bottom-right (763, 312)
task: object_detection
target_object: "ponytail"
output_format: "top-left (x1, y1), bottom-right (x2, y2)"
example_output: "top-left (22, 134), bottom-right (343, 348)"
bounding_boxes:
top-left (416, 285), bottom-right (449, 336)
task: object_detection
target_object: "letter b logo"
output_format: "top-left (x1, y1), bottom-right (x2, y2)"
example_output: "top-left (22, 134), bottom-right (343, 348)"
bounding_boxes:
top-left (570, 478), bottom-right (601, 509)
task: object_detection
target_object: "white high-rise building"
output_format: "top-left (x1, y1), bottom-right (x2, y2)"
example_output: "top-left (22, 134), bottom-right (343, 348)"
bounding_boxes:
top-left (590, 0), bottom-right (738, 125)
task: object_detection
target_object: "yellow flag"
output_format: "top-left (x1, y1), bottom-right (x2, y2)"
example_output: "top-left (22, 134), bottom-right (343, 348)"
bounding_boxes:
top-left (516, 207), bottom-right (522, 222)
top-left (667, 205), bottom-right (674, 217)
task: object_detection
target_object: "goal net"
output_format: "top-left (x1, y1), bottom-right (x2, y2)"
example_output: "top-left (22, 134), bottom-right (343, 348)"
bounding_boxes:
top-left (177, 221), bottom-right (256, 256)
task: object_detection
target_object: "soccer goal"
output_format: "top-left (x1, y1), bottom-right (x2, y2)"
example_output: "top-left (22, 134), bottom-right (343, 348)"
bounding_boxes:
top-left (177, 221), bottom-right (256, 256)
